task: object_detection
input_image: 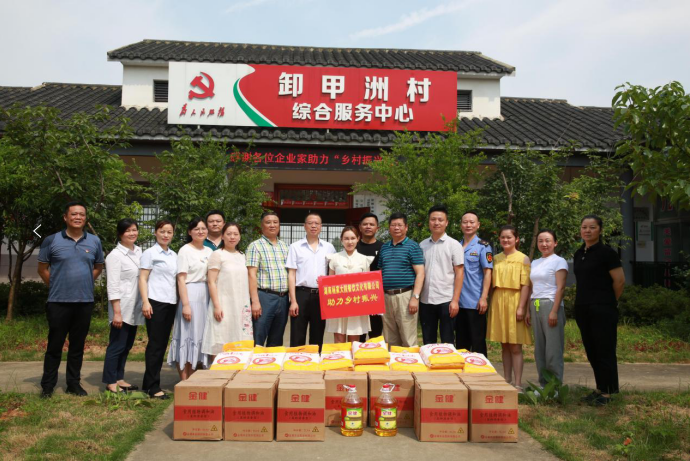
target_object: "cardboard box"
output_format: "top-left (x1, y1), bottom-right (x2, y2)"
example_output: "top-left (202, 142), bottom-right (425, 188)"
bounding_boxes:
top-left (276, 381), bottom-right (325, 441)
top-left (459, 373), bottom-right (506, 384)
top-left (280, 370), bottom-right (324, 377)
top-left (235, 370), bottom-right (281, 378)
top-left (324, 371), bottom-right (368, 427)
top-left (368, 371), bottom-right (415, 428)
top-left (174, 380), bottom-right (226, 441)
top-left (187, 370), bottom-right (237, 382)
top-left (224, 376), bottom-right (278, 442)
top-left (466, 382), bottom-right (518, 442)
top-left (414, 381), bottom-right (468, 442)
top-left (413, 372), bottom-right (461, 384)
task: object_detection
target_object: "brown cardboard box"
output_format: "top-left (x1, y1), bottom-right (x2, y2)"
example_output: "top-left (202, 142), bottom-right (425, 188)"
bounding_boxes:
top-left (276, 381), bottom-right (325, 441)
top-left (459, 373), bottom-right (506, 384)
top-left (187, 370), bottom-right (238, 382)
top-left (414, 381), bottom-right (468, 442)
top-left (368, 371), bottom-right (415, 428)
top-left (234, 370), bottom-right (282, 382)
top-left (413, 372), bottom-right (461, 384)
top-left (280, 370), bottom-right (324, 378)
top-left (324, 371), bottom-right (368, 427)
top-left (174, 380), bottom-right (226, 441)
top-left (224, 376), bottom-right (278, 441)
top-left (466, 382), bottom-right (518, 442)
top-left (238, 369), bottom-right (281, 376)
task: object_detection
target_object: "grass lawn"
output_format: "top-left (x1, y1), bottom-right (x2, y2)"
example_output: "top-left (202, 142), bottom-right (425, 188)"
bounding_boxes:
top-left (0, 390), bottom-right (171, 460)
top-left (519, 387), bottom-right (690, 461)
top-left (2, 314), bottom-right (689, 363)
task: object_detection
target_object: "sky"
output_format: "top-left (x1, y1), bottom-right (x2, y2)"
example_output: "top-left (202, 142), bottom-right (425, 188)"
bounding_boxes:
top-left (1, 0), bottom-right (689, 107)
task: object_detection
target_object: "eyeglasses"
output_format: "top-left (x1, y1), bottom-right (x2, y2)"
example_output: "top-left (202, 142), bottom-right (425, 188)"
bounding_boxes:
top-left (390, 224), bottom-right (406, 228)
top-left (306, 221), bottom-right (322, 226)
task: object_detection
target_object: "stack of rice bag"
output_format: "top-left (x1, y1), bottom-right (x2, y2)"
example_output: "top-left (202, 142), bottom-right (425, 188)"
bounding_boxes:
top-left (283, 345), bottom-right (321, 371)
top-left (246, 346), bottom-right (286, 370)
top-left (389, 346), bottom-right (428, 372)
top-left (320, 343), bottom-right (354, 371)
top-left (209, 340), bottom-right (255, 370)
top-left (352, 336), bottom-right (390, 371)
top-left (419, 343), bottom-right (465, 373)
top-left (459, 350), bottom-right (497, 373)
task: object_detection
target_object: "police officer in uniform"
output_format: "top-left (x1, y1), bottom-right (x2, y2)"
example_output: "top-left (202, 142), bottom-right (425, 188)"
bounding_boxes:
top-left (456, 211), bottom-right (493, 356)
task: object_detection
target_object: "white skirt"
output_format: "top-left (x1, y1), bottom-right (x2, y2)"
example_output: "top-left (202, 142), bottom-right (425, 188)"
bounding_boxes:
top-left (326, 315), bottom-right (371, 335)
top-left (167, 282), bottom-right (208, 370)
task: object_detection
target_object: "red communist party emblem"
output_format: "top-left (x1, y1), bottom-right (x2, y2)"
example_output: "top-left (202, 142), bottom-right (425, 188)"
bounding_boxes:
top-left (188, 72), bottom-right (215, 100)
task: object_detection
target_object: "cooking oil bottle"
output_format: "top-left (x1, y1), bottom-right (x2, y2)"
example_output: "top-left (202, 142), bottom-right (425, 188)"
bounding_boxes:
top-left (340, 385), bottom-right (364, 437)
top-left (374, 383), bottom-right (398, 437)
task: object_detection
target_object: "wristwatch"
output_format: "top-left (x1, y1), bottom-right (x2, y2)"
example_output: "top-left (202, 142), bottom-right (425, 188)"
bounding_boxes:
top-left (413, 293), bottom-right (420, 300)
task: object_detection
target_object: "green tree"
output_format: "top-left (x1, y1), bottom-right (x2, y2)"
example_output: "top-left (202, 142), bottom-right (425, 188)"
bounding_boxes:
top-left (353, 125), bottom-right (485, 242)
top-left (613, 81), bottom-right (690, 209)
top-left (479, 147), bottom-right (626, 259)
top-left (0, 104), bottom-right (142, 321)
top-left (143, 135), bottom-right (269, 249)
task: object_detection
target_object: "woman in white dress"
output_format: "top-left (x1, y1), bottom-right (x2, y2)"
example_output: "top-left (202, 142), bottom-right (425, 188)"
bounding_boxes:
top-left (167, 217), bottom-right (213, 380)
top-left (326, 226), bottom-right (375, 343)
top-left (202, 223), bottom-right (253, 363)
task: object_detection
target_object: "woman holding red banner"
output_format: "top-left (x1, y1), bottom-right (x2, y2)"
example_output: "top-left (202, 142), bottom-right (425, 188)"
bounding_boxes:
top-left (325, 226), bottom-right (375, 343)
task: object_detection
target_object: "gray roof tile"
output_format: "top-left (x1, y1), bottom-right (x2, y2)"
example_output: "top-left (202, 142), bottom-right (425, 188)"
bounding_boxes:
top-left (0, 83), bottom-right (623, 150)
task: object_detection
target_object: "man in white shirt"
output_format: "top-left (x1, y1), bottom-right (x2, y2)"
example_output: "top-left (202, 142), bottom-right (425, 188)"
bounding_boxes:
top-left (286, 213), bottom-right (336, 349)
top-left (419, 205), bottom-right (464, 345)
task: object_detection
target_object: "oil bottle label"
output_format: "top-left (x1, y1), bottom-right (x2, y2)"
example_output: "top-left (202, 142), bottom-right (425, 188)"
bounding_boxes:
top-left (342, 407), bottom-right (363, 430)
top-left (375, 407), bottom-right (397, 430)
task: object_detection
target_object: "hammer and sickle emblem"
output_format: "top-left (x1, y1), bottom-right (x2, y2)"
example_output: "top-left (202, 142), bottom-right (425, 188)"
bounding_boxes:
top-left (188, 72), bottom-right (215, 100)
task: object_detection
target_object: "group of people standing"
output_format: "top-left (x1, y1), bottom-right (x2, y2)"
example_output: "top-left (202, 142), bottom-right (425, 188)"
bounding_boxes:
top-left (37, 201), bottom-right (624, 406)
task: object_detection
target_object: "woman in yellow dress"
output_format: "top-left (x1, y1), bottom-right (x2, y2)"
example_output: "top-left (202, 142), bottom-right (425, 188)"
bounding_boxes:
top-left (487, 225), bottom-right (532, 390)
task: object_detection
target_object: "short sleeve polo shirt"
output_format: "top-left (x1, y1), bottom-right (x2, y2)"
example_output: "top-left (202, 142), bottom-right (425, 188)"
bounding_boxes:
top-left (573, 241), bottom-right (622, 306)
top-left (377, 237), bottom-right (424, 290)
top-left (459, 235), bottom-right (493, 310)
top-left (38, 230), bottom-right (104, 303)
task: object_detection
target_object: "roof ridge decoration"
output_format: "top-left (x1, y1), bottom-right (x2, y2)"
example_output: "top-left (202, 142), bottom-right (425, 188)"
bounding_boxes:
top-left (107, 39), bottom-right (515, 74)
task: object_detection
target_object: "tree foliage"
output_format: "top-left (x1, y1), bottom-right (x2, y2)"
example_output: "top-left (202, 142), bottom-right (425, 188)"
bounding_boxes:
top-left (478, 146), bottom-right (627, 259)
top-left (142, 135), bottom-right (269, 250)
top-left (353, 125), bottom-right (484, 242)
top-left (0, 104), bottom-right (142, 320)
top-left (613, 81), bottom-right (690, 209)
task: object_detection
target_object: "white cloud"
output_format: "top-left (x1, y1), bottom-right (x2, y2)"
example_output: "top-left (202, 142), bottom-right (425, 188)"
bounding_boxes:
top-left (225, 0), bottom-right (273, 14)
top-left (350, 0), bottom-right (477, 40)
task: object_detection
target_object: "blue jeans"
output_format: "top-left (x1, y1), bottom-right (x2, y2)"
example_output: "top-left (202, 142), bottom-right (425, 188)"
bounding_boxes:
top-left (420, 302), bottom-right (455, 345)
top-left (102, 322), bottom-right (138, 384)
top-left (253, 290), bottom-right (289, 347)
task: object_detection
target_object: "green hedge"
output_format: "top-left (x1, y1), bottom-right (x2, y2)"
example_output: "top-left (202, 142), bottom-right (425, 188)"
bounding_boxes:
top-left (563, 284), bottom-right (690, 341)
top-left (0, 280), bottom-right (108, 318)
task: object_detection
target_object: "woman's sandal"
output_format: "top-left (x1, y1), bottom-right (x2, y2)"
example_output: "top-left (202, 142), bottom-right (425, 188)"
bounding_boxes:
top-left (104, 386), bottom-right (126, 394)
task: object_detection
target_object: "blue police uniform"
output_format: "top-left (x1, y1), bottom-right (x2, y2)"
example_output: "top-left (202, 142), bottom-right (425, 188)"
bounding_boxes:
top-left (456, 235), bottom-right (493, 356)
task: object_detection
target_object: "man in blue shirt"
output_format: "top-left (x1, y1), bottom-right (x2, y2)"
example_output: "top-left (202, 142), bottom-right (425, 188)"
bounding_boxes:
top-left (456, 211), bottom-right (493, 356)
top-left (37, 201), bottom-right (104, 398)
top-left (378, 212), bottom-right (425, 347)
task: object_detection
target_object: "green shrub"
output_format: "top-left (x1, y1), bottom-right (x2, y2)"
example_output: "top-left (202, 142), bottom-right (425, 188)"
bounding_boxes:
top-left (0, 281), bottom-right (49, 317)
top-left (657, 309), bottom-right (690, 342)
top-left (617, 284), bottom-right (690, 325)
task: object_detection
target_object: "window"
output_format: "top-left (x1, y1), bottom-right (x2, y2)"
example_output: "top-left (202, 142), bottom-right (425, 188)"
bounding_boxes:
top-left (153, 80), bottom-right (168, 103)
top-left (457, 90), bottom-right (472, 112)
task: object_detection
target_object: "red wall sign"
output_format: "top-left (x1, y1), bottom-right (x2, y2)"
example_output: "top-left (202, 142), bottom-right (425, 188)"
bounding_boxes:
top-left (241, 65), bottom-right (457, 132)
top-left (318, 271), bottom-right (385, 320)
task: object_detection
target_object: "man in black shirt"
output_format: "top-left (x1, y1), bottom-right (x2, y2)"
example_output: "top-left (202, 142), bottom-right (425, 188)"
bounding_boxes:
top-left (356, 212), bottom-right (384, 340)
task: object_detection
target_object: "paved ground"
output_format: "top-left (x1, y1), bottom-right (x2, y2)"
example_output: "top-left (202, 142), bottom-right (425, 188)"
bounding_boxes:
top-left (2, 361), bottom-right (689, 461)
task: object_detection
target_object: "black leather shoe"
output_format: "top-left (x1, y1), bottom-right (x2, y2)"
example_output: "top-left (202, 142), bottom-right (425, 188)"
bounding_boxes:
top-left (119, 384), bottom-right (139, 391)
top-left (65, 384), bottom-right (88, 397)
top-left (40, 388), bottom-right (54, 399)
top-left (150, 392), bottom-right (169, 400)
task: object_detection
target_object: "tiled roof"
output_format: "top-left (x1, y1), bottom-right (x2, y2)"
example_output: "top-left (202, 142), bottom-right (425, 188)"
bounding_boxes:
top-left (107, 39), bottom-right (515, 75)
top-left (0, 83), bottom-right (623, 150)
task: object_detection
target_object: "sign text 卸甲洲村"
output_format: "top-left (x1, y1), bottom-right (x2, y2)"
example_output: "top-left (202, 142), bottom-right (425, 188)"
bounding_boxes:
top-left (318, 271), bottom-right (385, 320)
top-left (168, 62), bottom-right (457, 132)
